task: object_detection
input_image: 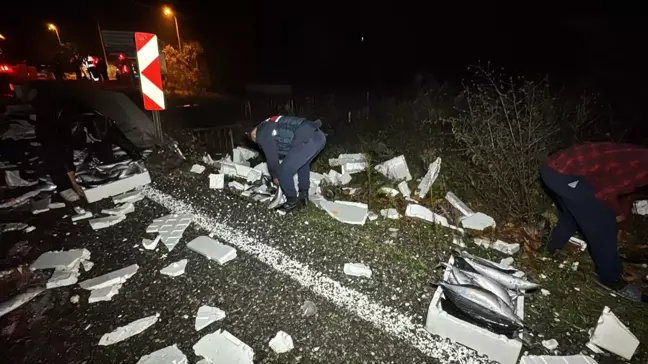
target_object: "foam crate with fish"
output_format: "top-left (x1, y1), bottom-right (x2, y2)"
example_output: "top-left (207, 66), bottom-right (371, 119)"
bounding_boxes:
top-left (425, 252), bottom-right (538, 364)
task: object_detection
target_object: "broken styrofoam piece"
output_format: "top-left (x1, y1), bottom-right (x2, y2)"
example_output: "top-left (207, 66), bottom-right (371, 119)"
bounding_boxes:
top-left (113, 190), bottom-right (145, 204)
top-left (0, 287), bottom-right (45, 319)
top-left (405, 204), bottom-right (452, 228)
top-left (48, 202), bottom-right (66, 209)
top-left (195, 305), bottom-right (226, 331)
top-left (5, 170), bottom-right (38, 187)
top-left (341, 162), bottom-right (367, 175)
top-left (98, 313), bottom-right (159, 346)
top-left (193, 330), bottom-right (254, 364)
top-left (367, 211), bottom-right (379, 221)
top-left (473, 238), bottom-right (492, 248)
top-left (460, 212), bottom-right (496, 231)
top-left (32, 207), bottom-right (50, 215)
top-left (329, 153), bottom-right (366, 167)
top-left (31, 248), bottom-right (91, 271)
top-left (71, 211), bottom-right (93, 221)
top-left (79, 264), bottom-right (139, 290)
top-left (491, 240), bottom-right (521, 255)
top-left (208, 174), bottom-right (225, 190)
top-left (520, 355), bottom-right (598, 364)
top-left (1, 222), bottom-right (29, 233)
top-left (327, 169), bottom-right (343, 185)
top-left (233, 146), bottom-right (259, 163)
top-left (585, 342), bottom-right (605, 354)
top-left (375, 155), bottom-right (412, 181)
top-left (397, 181), bottom-right (411, 198)
top-left (246, 169), bottom-right (263, 183)
top-left (101, 203), bottom-right (135, 216)
top-left (143, 236), bottom-right (161, 250)
top-left (343, 263), bottom-right (372, 278)
top-left (160, 259), bottom-right (188, 277)
top-left (47, 264), bottom-right (81, 288)
top-left (24, 226), bottom-right (36, 233)
top-left (220, 161), bottom-right (254, 180)
top-left (452, 238), bottom-right (467, 248)
top-left (633, 200), bottom-right (648, 215)
top-left (542, 339), bottom-right (559, 350)
top-left (146, 214), bottom-right (193, 252)
top-left (445, 191), bottom-right (474, 217)
top-left (568, 236), bottom-right (587, 251)
top-left (84, 171), bottom-right (151, 203)
top-left (82, 260), bottom-right (94, 272)
top-left (321, 200), bottom-right (369, 225)
top-left (499, 257), bottom-right (514, 268)
top-left (589, 306), bottom-right (639, 360)
top-left (253, 162), bottom-right (270, 176)
top-left (191, 164), bottom-right (207, 174)
top-left (269, 331), bottom-right (294, 354)
top-left (89, 215), bottom-right (126, 230)
top-left (301, 300), bottom-right (318, 317)
top-left (416, 157), bottom-right (441, 198)
top-left (89, 283), bottom-right (122, 303)
top-left (378, 187), bottom-right (400, 197)
top-left (380, 208), bottom-right (400, 220)
top-left (136, 344), bottom-right (188, 364)
top-left (187, 236), bottom-right (237, 265)
top-left (541, 289), bottom-right (551, 296)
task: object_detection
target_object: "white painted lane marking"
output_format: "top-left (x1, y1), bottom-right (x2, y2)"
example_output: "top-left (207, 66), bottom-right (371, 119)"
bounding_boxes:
top-left (143, 187), bottom-right (489, 363)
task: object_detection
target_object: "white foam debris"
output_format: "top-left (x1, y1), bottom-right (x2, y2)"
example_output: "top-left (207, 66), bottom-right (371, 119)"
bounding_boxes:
top-left (416, 157), bottom-right (441, 198)
top-left (228, 181), bottom-right (246, 191)
top-left (380, 208), bottom-right (400, 220)
top-left (24, 226), bottom-right (36, 233)
top-left (378, 187), bottom-right (399, 197)
top-left (589, 306), bottom-right (639, 360)
top-left (473, 238), bottom-right (491, 248)
top-left (541, 339), bottom-right (559, 350)
top-left (113, 190), bottom-right (145, 204)
top-left (89, 215), bottom-right (126, 230)
top-left (47, 263), bottom-right (81, 288)
top-left (136, 344), bottom-right (188, 364)
top-left (48, 202), bottom-right (66, 209)
top-left (452, 238), bottom-right (467, 248)
top-left (79, 264), bottom-right (139, 290)
top-left (541, 289), bottom-right (551, 296)
top-left (339, 173), bottom-right (352, 185)
top-left (195, 305), bottom-right (226, 331)
top-left (460, 212), bottom-right (496, 231)
top-left (375, 155), bottom-right (412, 181)
top-left (1, 222), bottom-right (28, 233)
top-left (160, 259), bottom-right (188, 277)
top-left (74, 206), bottom-right (84, 214)
top-left (71, 211), bottom-right (93, 221)
top-left (89, 284), bottom-right (122, 303)
top-left (329, 153), bottom-right (365, 167)
top-left (269, 331), bottom-right (294, 354)
top-left (301, 300), bottom-right (318, 317)
top-left (209, 174), bottom-right (225, 189)
top-left (0, 288), bottom-right (45, 319)
top-left (405, 204), bottom-right (454, 230)
top-left (344, 263), bottom-right (372, 278)
top-left (397, 181), bottom-right (411, 198)
top-left (191, 164), bottom-right (207, 174)
top-left (187, 236), bottom-right (237, 265)
top-left (5, 170), bottom-right (38, 187)
top-left (367, 211), bottom-right (379, 221)
top-left (520, 355), bottom-right (599, 364)
top-left (142, 236), bottom-right (160, 250)
top-left (101, 203), bottom-right (135, 216)
top-left (98, 313), bottom-right (159, 346)
top-left (633, 200), bottom-right (648, 215)
top-left (568, 236), bottom-right (587, 251)
top-left (499, 257), bottom-right (514, 268)
top-left (327, 169), bottom-right (343, 185)
top-left (444, 191), bottom-right (474, 217)
top-left (32, 207), bottom-right (50, 215)
top-left (193, 330), bottom-right (254, 364)
top-left (142, 187), bottom-right (513, 363)
top-left (491, 239), bottom-right (520, 255)
top-left (31, 248), bottom-right (91, 271)
top-left (341, 161), bottom-right (367, 174)
top-left (82, 260), bottom-right (94, 272)
top-left (146, 213), bottom-right (193, 251)
top-left (571, 262), bottom-right (579, 271)
top-left (320, 200), bottom-right (368, 225)
top-left (233, 146), bottom-right (259, 163)
top-left (70, 295), bottom-right (80, 304)
top-left (586, 342), bottom-right (605, 354)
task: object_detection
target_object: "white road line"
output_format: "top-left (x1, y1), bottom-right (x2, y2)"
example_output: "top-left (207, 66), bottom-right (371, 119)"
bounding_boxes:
top-left (143, 187), bottom-right (489, 363)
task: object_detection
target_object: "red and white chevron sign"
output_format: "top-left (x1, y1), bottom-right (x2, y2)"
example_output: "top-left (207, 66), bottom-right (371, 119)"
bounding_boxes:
top-left (135, 32), bottom-right (165, 110)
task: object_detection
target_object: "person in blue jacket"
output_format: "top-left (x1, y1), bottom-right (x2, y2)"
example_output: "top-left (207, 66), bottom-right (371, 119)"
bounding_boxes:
top-left (250, 115), bottom-right (326, 212)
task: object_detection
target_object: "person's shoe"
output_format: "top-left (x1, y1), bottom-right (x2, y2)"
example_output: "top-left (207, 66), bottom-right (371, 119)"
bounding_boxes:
top-left (596, 280), bottom-right (648, 305)
top-left (278, 196), bottom-right (304, 213)
top-left (298, 190), bottom-right (309, 207)
top-left (60, 188), bottom-right (81, 202)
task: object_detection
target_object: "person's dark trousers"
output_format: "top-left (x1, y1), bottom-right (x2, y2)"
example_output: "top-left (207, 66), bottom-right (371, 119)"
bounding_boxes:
top-left (42, 144), bottom-right (74, 192)
top-left (541, 164), bottom-right (623, 287)
top-left (277, 130), bottom-right (326, 198)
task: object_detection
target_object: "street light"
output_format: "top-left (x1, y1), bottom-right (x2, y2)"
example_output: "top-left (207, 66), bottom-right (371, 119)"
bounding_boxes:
top-left (0, 34), bottom-right (5, 41)
top-left (47, 23), bottom-right (62, 45)
top-left (163, 6), bottom-right (182, 49)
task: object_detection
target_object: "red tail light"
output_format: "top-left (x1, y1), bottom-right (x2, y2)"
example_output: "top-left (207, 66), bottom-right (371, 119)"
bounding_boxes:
top-left (9, 83), bottom-right (14, 91)
top-left (0, 64), bottom-right (12, 73)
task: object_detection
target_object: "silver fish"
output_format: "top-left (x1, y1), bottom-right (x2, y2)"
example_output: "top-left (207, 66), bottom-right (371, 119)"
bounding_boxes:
top-left (268, 187), bottom-right (286, 210)
top-left (439, 282), bottom-right (523, 331)
top-left (441, 262), bottom-right (514, 308)
top-left (459, 256), bottom-right (539, 291)
top-left (458, 250), bottom-right (517, 273)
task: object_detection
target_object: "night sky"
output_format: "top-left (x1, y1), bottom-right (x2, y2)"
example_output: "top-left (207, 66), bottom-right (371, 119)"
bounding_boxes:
top-left (1, 0), bottom-right (647, 98)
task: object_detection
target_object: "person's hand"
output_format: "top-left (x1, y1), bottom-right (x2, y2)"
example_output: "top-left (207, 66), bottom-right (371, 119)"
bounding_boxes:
top-left (617, 215), bottom-right (626, 223)
top-left (273, 178), bottom-right (279, 186)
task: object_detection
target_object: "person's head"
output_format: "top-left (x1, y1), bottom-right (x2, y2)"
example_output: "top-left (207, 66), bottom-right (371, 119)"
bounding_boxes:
top-left (249, 126), bottom-right (258, 142)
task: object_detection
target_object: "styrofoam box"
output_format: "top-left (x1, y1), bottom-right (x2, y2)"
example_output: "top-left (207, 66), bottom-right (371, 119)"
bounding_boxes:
top-left (425, 256), bottom-right (525, 364)
top-left (84, 171), bottom-right (151, 203)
